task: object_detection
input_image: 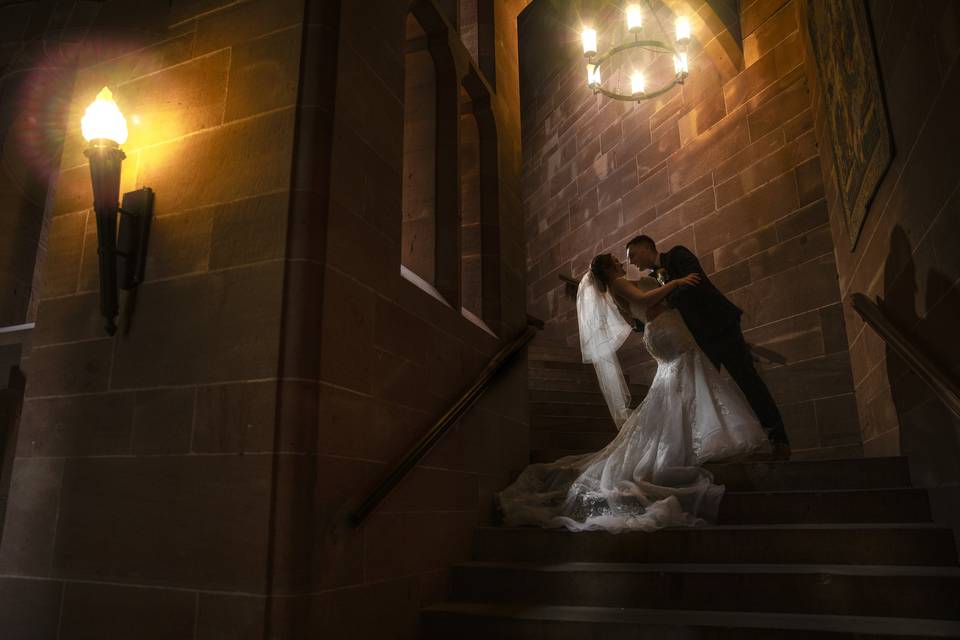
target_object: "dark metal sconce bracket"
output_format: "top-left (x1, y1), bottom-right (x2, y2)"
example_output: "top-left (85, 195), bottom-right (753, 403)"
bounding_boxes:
top-left (116, 187), bottom-right (154, 291)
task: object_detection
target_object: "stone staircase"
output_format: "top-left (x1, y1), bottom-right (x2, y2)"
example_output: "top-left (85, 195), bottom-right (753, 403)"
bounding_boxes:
top-left (421, 340), bottom-right (960, 638)
top-left (527, 339), bottom-right (645, 463)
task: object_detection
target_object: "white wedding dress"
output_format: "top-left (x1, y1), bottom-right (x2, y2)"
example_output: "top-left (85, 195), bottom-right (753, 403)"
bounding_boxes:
top-left (498, 274), bottom-right (769, 533)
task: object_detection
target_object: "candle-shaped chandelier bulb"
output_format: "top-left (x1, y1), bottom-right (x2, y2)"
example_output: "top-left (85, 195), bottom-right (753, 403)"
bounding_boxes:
top-left (631, 72), bottom-right (646, 96)
top-left (674, 51), bottom-right (689, 75)
top-left (81, 86), bottom-right (128, 145)
top-left (626, 4), bottom-right (643, 32)
top-left (675, 16), bottom-right (691, 46)
top-left (586, 63), bottom-right (601, 88)
top-left (581, 27), bottom-right (598, 57)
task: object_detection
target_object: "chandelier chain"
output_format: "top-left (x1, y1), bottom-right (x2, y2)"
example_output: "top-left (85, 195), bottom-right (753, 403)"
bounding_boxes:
top-left (647, 0), bottom-right (670, 52)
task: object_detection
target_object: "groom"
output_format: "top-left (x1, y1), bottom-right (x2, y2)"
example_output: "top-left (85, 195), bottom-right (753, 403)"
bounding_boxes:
top-left (626, 235), bottom-right (791, 460)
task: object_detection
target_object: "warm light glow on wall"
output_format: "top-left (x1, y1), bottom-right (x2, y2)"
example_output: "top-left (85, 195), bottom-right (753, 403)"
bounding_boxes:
top-left (81, 86), bottom-right (128, 144)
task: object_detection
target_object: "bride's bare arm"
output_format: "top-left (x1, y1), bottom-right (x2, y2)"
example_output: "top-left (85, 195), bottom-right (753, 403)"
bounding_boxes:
top-left (611, 274), bottom-right (701, 309)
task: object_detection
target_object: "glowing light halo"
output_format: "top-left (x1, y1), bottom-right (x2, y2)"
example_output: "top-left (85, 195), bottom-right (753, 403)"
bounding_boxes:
top-left (3, 35), bottom-right (145, 198)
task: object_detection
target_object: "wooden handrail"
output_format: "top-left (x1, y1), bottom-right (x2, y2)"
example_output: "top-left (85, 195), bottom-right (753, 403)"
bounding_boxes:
top-left (851, 293), bottom-right (960, 420)
top-left (350, 322), bottom-right (538, 527)
top-left (557, 273), bottom-right (786, 365)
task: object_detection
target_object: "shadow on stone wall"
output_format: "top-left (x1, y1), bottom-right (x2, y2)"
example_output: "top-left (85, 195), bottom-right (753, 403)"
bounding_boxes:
top-left (882, 224), bottom-right (960, 544)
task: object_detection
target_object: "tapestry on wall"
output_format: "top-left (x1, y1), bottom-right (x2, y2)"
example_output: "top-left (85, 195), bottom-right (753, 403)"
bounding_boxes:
top-left (806, 0), bottom-right (892, 249)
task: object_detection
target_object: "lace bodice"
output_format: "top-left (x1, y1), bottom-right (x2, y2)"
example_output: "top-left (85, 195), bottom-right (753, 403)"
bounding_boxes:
top-left (624, 277), bottom-right (698, 362)
top-left (642, 308), bottom-right (699, 362)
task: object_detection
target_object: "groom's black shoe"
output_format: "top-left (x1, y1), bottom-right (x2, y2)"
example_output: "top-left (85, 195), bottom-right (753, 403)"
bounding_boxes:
top-left (771, 442), bottom-right (791, 461)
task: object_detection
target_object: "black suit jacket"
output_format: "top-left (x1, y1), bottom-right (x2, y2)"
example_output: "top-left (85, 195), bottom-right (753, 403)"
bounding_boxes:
top-left (661, 245), bottom-right (742, 342)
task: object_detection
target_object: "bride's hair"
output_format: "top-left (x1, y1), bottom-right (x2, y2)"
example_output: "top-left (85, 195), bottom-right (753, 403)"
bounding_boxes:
top-left (589, 253), bottom-right (616, 292)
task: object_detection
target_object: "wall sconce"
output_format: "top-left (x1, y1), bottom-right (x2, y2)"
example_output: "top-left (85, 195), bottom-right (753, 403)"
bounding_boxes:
top-left (81, 87), bottom-right (154, 335)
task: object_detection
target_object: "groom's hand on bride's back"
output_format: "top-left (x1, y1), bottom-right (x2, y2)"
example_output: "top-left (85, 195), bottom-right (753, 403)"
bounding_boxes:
top-left (676, 273), bottom-right (701, 287)
top-left (665, 265), bottom-right (701, 308)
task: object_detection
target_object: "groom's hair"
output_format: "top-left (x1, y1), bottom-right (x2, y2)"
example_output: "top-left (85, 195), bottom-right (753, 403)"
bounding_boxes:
top-left (626, 235), bottom-right (656, 252)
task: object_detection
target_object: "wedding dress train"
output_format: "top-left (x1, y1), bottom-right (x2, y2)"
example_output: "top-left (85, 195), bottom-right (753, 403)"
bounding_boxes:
top-left (497, 275), bottom-right (769, 533)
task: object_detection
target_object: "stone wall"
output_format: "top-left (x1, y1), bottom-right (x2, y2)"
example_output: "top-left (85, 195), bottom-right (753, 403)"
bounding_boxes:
top-left (303, 0), bottom-right (529, 636)
top-left (0, 0), bottom-right (530, 638)
top-left (521, 0), bottom-right (859, 459)
top-left (0, 0), bottom-right (307, 637)
top-left (801, 0), bottom-right (960, 532)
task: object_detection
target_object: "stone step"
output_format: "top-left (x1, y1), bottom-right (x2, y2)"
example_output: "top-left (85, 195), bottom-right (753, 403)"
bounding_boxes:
top-left (495, 485), bottom-right (930, 526)
top-left (528, 377), bottom-right (645, 395)
top-left (450, 562), bottom-right (960, 620)
top-left (529, 359), bottom-right (595, 372)
top-left (523, 457), bottom-right (916, 493)
top-left (528, 348), bottom-right (581, 361)
top-left (528, 376), bottom-right (611, 393)
top-left (531, 416), bottom-right (618, 432)
top-left (718, 487), bottom-right (931, 524)
top-left (422, 602), bottom-right (960, 638)
top-left (531, 401), bottom-right (613, 418)
top-left (706, 457), bottom-right (914, 491)
top-left (531, 448), bottom-right (593, 463)
top-left (528, 344), bottom-right (581, 363)
top-left (530, 430), bottom-right (614, 451)
top-left (529, 367), bottom-right (600, 383)
top-left (530, 387), bottom-right (647, 405)
top-left (474, 525), bottom-right (959, 566)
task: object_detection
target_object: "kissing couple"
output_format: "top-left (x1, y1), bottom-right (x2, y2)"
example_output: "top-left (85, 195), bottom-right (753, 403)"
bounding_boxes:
top-left (498, 235), bottom-right (791, 533)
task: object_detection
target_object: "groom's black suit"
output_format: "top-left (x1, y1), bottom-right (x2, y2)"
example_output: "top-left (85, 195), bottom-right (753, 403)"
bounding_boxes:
top-left (659, 245), bottom-right (789, 446)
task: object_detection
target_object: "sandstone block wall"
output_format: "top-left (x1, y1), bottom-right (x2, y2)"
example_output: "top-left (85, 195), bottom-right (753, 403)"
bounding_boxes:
top-left (521, 0), bottom-right (859, 459)
top-left (801, 0), bottom-right (960, 538)
top-left (0, 1), bottom-right (530, 637)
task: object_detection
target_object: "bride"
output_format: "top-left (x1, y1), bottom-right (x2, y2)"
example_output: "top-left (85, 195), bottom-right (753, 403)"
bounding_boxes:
top-left (498, 253), bottom-right (770, 533)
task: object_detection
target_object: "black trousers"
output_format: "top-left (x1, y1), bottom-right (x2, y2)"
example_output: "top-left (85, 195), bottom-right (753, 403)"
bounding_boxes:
top-left (699, 322), bottom-right (790, 445)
